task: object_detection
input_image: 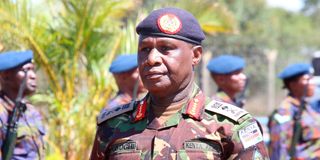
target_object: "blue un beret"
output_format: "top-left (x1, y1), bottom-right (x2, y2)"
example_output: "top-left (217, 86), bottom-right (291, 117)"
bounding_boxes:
top-left (0, 50), bottom-right (33, 72)
top-left (109, 54), bottom-right (138, 74)
top-left (278, 63), bottom-right (312, 80)
top-left (207, 55), bottom-right (245, 74)
top-left (136, 7), bottom-right (205, 45)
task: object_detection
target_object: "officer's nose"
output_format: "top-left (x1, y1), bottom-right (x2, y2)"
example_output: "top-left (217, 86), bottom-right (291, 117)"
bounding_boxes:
top-left (27, 70), bottom-right (37, 80)
top-left (239, 72), bottom-right (246, 81)
top-left (147, 48), bottom-right (161, 66)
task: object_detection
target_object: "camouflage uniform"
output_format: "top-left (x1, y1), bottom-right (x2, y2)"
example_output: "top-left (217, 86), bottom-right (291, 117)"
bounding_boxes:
top-left (0, 92), bottom-right (45, 159)
top-left (268, 95), bottom-right (320, 159)
top-left (91, 84), bottom-right (269, 160)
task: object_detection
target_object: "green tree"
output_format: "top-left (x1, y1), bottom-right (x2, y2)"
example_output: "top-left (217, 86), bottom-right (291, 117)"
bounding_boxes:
top-left (0, 0), bottom-right (238, 159)
top-left (0, 0), bottom-right (140, 159)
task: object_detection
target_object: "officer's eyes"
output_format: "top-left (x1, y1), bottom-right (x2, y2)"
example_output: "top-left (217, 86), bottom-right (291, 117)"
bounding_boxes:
top-left (158, 46), bottom-right (173, 53)
top-left (139, 47), bottom-right (151, 53)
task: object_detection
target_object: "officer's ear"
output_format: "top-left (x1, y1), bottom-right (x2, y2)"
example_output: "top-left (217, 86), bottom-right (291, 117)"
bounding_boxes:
top-left (191, 45), bottom-right (202, 66)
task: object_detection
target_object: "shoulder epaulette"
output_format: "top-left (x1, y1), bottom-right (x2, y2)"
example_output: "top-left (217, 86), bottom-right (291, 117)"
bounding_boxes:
top-left (97, 101), bottom-right (136, 125)
top-left (205, 99), bottom-right (248, 122)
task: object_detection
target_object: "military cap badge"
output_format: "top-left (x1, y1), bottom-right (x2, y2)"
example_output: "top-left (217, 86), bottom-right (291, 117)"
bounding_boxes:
top-left (157, 14), bottom-right (182, 34)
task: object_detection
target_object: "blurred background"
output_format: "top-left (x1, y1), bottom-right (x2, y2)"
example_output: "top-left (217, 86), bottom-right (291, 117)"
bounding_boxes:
top-left (1, 0), bottom-right (320, 159)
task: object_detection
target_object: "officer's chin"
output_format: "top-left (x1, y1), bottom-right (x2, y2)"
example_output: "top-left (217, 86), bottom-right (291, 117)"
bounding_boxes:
top-left (25, 87), bottom-right (37, 96)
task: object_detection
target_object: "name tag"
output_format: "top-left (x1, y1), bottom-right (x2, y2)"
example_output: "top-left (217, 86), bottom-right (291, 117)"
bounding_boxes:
top-left (110, 141), bottom-right (137, 154)
top-left (184, 140), bottom-right (222, 155)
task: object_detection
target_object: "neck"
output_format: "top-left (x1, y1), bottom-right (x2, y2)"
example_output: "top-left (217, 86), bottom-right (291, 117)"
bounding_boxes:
top-left (290, 92), bottom-right (304, 102)
top-left (150, 77), bottom-right (194, 107)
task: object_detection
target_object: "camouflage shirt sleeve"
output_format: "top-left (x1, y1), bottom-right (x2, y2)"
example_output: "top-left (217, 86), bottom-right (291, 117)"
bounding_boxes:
top-left (204, 99), bottom-right (269, 159)
top-left (91, 102), bottom-right (135, 160)
top-left (0, 104), bottom-right (5, 158)
top-left (268, 113), bottom-right (291, 159)
top-left (228, 114), bottom-right (270, 159)
top-left (90, 124), bottom-right (110, 160)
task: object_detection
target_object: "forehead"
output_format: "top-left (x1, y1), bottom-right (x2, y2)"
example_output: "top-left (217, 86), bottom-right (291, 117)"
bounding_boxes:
top-left (21, 62), bottom-right (34, 68)
top-left (138, 36), bottom-right (190, 46)
top-left (10, 62), bottom-right (34, 72)
top-left (299, 74), bottom-right (312, 80)
top-left (215, 70), bottom-right (243, 77)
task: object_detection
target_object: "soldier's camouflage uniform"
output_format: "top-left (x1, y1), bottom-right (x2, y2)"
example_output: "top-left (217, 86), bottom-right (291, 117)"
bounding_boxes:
top-left (268, 95), bottom-right (320, 159)
top-left (0, 92), bottom-right (45, 160)
top-left (91, 84), bottom-right (269, 160)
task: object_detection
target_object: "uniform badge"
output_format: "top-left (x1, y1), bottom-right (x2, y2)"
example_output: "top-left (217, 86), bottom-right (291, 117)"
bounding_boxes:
top-left (186, 91), bottom-right (205, 120)
top-left (206, 100), bottom-right (248, 122)
top-left (274, 113), bottom-right (291, 124)
top-left (97, 102), bottom-right (135, 124)
top-left (183, 141), bottom-right (222, 155)
top-left (238, 122), bottom-right (263, 149)
top-left (157, 13), bottom-right (182, 34)
top-left (133, 99), bottom-right (147, 122)
top-left (110, 141), bottom-right (137, 154)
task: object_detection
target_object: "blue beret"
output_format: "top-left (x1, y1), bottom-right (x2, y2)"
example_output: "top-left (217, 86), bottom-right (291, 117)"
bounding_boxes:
top-left (109, 54), bottom-right (138, 74)
top-left (136, 7), bottom-right (205, 45)
top-left (207, 55), bottom-right (245, 74)
top-left (278, 63), bottom-right (312, 79)
top-left (0, 50), bottom-right (33, 71)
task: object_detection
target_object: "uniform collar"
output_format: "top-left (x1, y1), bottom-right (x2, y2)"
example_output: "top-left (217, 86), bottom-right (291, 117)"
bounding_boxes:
top-left (132, 83), bottom-right (206, 129)
top-left (286, 94), bottom-right (302, 107)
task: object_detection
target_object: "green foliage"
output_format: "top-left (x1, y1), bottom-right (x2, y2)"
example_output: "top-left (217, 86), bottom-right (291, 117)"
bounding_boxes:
top-left (0, 0), bottom-right (140, 159)
top-left (142, 0), bottom-right (237, 34)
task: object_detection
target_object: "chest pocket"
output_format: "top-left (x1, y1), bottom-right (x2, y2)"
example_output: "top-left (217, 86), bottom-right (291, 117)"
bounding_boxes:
top-left (177, 139), bottom-right (222, 160)
top-left (108, 140), bottom-right (142, 160)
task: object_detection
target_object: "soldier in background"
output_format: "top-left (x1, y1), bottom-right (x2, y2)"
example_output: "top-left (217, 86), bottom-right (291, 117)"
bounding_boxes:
top-left (90, 7), bottom-right (269, 159)
top-left (207, 55), bottom-right (247, 108)
top-left (0, 50), bottom-right (45, 159)
top-left (310, 52), bottom-right (320, 112)
top-left (106, 54), bottom-right (146, 109)
top-left (268, 63), bottom-right (320, 159)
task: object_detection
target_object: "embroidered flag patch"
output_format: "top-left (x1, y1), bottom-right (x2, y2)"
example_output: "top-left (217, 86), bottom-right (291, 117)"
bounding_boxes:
top-left (238, 122), bottom-right (263, 149)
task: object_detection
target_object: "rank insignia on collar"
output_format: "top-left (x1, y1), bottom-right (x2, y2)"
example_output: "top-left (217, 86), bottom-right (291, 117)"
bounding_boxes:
top-left (133, 99), bottom-right (147, 122)
top-left (157, 13), bottom-right (182, 34)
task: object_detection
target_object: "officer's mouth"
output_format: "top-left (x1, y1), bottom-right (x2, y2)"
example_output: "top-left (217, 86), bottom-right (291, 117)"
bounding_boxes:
top-left (145, 72), bottom-right (165, 80)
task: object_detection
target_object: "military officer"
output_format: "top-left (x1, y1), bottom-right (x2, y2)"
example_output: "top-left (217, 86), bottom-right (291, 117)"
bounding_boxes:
top-left (90, 7), bottom-right (269, 160)
top-left (268, 63), bottom-right (320, 159)
top-left (0, 50), bottom-right (45, 159)
top-left (106, 54), bottom-right (146, 109)
top-left (207, 55), bottom-right (247, 108)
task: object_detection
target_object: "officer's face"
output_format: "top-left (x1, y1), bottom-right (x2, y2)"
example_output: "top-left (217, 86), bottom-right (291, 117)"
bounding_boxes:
top-left (290, 74), bottom-right (315, 97)
top-left (212, 70), bottom-right (247, 94)
top-left (113, 68), bottom-right (145, 93)
top-left (0, 62), bottom-right (37, 96)
top-left (138, 36), bottom-right (201, 97)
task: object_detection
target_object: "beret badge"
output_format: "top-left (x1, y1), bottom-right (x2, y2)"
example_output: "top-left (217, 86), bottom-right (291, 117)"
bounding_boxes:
top-left (157, 13), bottom-right (182, 34)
